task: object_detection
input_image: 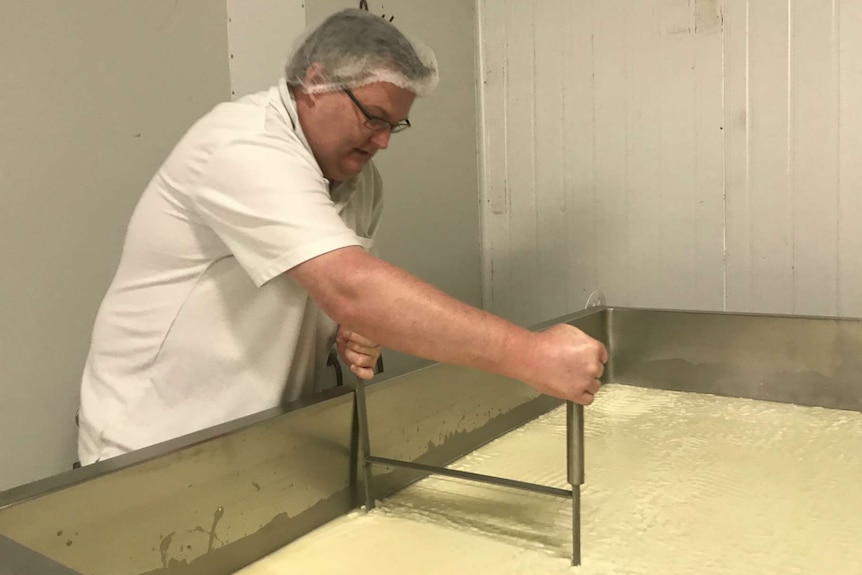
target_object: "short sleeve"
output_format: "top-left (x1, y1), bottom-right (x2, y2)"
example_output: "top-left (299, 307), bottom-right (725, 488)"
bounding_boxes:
top-left (193, 136), bottom-right (362, 287)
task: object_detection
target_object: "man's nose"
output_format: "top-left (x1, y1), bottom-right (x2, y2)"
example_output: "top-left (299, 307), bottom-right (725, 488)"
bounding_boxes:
top-left (370, 128), bottom-right (391, 150)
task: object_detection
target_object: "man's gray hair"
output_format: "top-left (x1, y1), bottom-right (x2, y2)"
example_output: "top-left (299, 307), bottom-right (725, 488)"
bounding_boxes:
top-left (285, 9), bottom-right (439, 96)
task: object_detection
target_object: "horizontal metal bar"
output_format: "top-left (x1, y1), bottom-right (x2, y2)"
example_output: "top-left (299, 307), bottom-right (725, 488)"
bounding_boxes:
top-left (366, 455), bottom-right (573, 499)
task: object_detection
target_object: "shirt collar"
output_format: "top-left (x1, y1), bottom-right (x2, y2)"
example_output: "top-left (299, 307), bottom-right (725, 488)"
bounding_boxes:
top-left (278, 79), bottom-right (358, 194)
top-left (278, 79), bottom-right (314, 157)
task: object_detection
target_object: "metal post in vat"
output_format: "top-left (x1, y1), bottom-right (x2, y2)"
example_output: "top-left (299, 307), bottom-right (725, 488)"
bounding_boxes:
top-left (354, 376), bottom-right (375, 511)
top-left (567, 400), bottom-right (584, 566)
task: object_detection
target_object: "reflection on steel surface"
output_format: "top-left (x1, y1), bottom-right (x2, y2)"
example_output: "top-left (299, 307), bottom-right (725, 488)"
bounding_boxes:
top-left (0, 535), bottom-right (83, 575)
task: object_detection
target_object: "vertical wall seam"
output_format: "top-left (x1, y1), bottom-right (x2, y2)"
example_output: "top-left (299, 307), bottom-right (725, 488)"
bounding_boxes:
top-left (787, 0), bottom-right (796, 312)
top-left (834, 0), bottom-right (842, 314)
top-left (721, 0), bottom-right (728, 311)
top-left (745, 0), bottom-right (753, 309)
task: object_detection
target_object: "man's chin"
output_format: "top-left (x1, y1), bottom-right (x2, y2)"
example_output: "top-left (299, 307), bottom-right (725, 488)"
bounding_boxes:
top-left (329, 161), bottom-right (366, 182)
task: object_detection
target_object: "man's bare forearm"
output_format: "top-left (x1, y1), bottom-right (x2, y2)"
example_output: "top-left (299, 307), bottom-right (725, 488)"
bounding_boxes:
top-left (288, 246), bottom-right (536, 382)
top-left (289, 246), bottom-right (607, 404)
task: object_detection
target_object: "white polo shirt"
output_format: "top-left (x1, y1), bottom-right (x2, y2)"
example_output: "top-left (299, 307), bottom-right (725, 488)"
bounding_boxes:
top-left (78, 80), bottom-right (382, 464)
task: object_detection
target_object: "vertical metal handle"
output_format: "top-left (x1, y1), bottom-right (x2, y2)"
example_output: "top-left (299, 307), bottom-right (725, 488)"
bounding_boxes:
top-left (566, 402), bottom-right (585, 485)
top-left (566, 401), bottom-right (585, 566)
top-left (354, 375), bottom-right (375, 511)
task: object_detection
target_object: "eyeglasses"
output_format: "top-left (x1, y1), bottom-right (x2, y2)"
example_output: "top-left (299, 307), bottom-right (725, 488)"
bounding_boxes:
top-left (343, 88), bottom-right (411, 134)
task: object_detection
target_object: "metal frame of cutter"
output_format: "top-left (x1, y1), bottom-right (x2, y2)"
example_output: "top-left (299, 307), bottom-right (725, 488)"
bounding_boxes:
top-left (2, 307), bottom-right (861, 574)
top-left (354, 375), bottom-right (586, 565)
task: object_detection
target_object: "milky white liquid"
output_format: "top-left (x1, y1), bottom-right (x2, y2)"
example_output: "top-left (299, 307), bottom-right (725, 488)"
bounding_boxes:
top-left (235, 385), bottom-right (862, 574)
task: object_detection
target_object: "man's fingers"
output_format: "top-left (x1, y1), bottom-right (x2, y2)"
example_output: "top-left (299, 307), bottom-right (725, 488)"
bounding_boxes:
top-left (346, 340), bottom-right (381, 356)
top-left (343, 347), bottom-right (377, 369)
top-left (341, 329), bottom-right (378, 348)
top-left (593, 361), bottom-right (605, 379)
top-left (337, 327), bottom-right (380, 381)
top-left (350, 363), bottom-right (375, 380)
top-left (571, 379), bottom-right (602, 406)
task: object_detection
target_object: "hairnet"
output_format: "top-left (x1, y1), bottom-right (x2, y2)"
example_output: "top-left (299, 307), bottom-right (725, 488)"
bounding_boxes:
top-left (285, 9), bottom-right (439, 97)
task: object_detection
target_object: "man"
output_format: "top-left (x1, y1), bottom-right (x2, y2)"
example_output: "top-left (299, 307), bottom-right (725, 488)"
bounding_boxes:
top-left (77, 9), bottom-right (607, 465)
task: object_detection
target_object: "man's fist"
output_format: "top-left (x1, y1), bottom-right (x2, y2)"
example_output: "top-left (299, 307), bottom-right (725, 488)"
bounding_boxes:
top-left (521, 324), bottom-right (608, 405)
top-left (336, 326), bottom-right (382, 380)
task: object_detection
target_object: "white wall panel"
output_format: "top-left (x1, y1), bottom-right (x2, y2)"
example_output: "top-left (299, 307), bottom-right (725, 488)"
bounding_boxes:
top-left (627, 0), bottom-right (665, 310)
top-left (480, 0), bottom-right (862, 325)
top-left (534, 0), bottom-right (570, 322)
top-left (226, 0), bottom-right (306, 98)
top-left (502, 0), bottom-right (540, 326)
top-left (592, 0), bottom-right (634, 311)
top-left (729, 0), bottom-right (793, 314)
top-left (478, 0), bottom-right (510, 314)
top-left (692, 0), bottom-right (727, 310)
top-left (723, 0), bottom-right (751, 311)
top-left (0, 0), bottom-right (230, 491)
top-left (838, 0), bottom-right (862, 317)
top-left (562, 0), bottom-right (600, 311)
top-left (791, 0), bottom-right (840, 315)
top-left (658, 0), bottom-right (725, 311)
